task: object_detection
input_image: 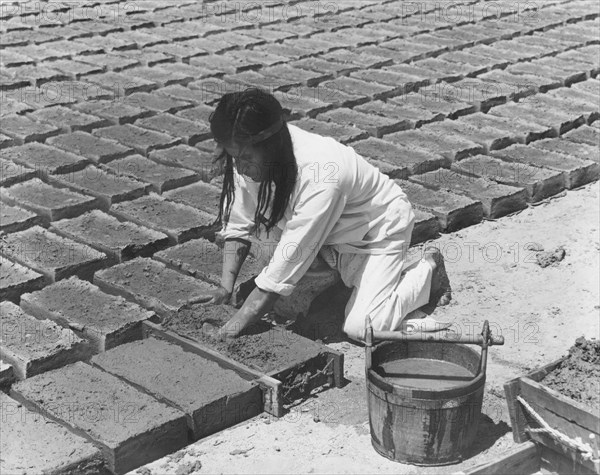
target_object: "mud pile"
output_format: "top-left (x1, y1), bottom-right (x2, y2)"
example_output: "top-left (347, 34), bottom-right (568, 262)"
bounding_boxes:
top-left (542, 337), bottom-right (600, 410)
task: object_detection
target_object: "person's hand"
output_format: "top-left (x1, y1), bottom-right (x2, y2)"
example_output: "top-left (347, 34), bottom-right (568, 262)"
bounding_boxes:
top-left (206, 286), bottom-right (232, 305)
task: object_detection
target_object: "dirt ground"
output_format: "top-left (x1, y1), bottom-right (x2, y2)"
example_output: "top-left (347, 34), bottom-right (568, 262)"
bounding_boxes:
top-left (131, 182), bottom-right (599, 475)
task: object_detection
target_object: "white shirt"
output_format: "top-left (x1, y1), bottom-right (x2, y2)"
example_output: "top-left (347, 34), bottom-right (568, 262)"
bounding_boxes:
top-left (220, 123), bottom-right (415, 296)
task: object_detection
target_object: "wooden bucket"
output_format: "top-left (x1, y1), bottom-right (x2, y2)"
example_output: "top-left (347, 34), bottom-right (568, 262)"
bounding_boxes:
top-left (366, 340), bottom-right (487, 466)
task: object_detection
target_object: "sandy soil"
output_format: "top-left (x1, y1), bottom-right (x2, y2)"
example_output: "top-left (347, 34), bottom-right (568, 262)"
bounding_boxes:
top-left (131, 182), bottom-right (599, 475)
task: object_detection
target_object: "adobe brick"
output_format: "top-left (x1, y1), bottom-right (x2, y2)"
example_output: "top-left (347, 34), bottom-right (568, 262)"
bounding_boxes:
top-left (94, 124), bottom-right (182, 156)
top-left (49, 165), bottom-right (151, 209)
top-left (459, 113), bottom-right (554, 144)
top-left (355, 100), bottom-right (441, 129)
top-left (78, 53), bottom-right (139, 72)
top-left (489, 102), bottom-right (581, 136)
top-left (289, 57), bottom-right (359, 76)
top-left (50, 210), bottom-right (170, 263)
top-left (27, 106), bottom-right (109, 134)
top-left (291, 118), bottom-right (368, 144)
top-left (191, 53), bottom-right (260, 74)
top-left (94, 257), bottom-right (216, 318)
top-left (1, 226), bottom-right (109, 283)
top-left (384, 63), bottom-right (446, 83)
top-left (350, 69), bottom-right (428, 92)
top-left (11, 362), bottom-right (188, 474)
top-left (536, 56), bottom-right (596, 80)
top-left (128, 66), bottom-right (193, 88)
top-left (109, 194), bottom-right (217, 244)
top-left (571, 78), bottom-right (600, 98)
top-left (175, 104), bottom-right (215, 125)
top-left (411, 209), bottom-right (440, 245)
top-left (452, 155), bottom-right (565, 202)
top-left (148, 145), bottom-right (217, 182)
top-left (86, 71), bottom-right (156, 95)
top-left (0, 256), bottom-right (45, 303)
top-left (0, 114), bottom-right (61, 145)
top-left (1, 178), bottom-right (100, 223)
top-left (547, 87), bottom-right (600, 123)
top-left (2, 143), bottom-right (89, 177)
top-left (351, 137), bottom-right (448, 178)
top-left (389, 93), bottom-right (476, 119)
top-left (3, 65), bottom-right (68, 87)
top-left (0, 301), bottom-right (89, 380)
top-left (563, 125), bottom-right (600, 147)
top-left (413, 58), bottom-right (481, 81)
top-left (21, 277), bottom-right (155, 352)
top-left (410, 169), bottom-right (528, 218)
top-left (163, 182), bottom-right (221, 215)
top-left (421, 120), bottom-right (517, 153)
top-left (385, 129), bottom-right (484, 161)
top-left (91, 338), bottom-right (261, 440)
top-left (530, 94), bottom-right (593, 126)
top-left (531, 138), bottom-right (600, 164)
top-left (394, 179), bottom-right (483, 232)
top-left (125, 92), bottom-right (193, 114)
top-left (490, 144), bottom-right (599, 189)
top-left (0, 158), bottom-right (37, 187)
top-left (72, 101), bottom-right (151, 125)
top-left (507, 60), bottom-right (587, 86)
top-left (104, 155), bottom-right (198, 194)
top-left (1, 392), bottom-right (106, 474)
top-left (272, 90), bottom-right (334, 119)
top-left (377, 39), bottom-right (439, 62)
top-left (46, 131), bottom-right (132, 165)
top-left (318, 108), bottom-right (407, 138)
top-left (438, 50), bottom-right (509, 73)
top-left (0, 204), bottom-right (40, 234)
top-left (137, 114), bottom-right (211, 146)
top-left (323, 76), bottom-right (397, 101)
top-left (48, 59), bottom-right (104, 79)
top-left (0, 133), bottom-right (15, 149)
top-left (0, 360), bottom-right (15, 389)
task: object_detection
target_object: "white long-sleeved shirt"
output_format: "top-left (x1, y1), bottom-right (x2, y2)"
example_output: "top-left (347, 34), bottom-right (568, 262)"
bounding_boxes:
top-left (220, 123), bottom-right (415, 296)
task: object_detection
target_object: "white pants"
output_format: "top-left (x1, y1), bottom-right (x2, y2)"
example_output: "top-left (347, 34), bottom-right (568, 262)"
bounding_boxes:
top-left (250, 223), bottom-right (433, 341)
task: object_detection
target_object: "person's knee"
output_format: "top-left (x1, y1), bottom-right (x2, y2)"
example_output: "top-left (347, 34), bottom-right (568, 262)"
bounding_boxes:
top-left (343, 318), bottom-right (365, 342)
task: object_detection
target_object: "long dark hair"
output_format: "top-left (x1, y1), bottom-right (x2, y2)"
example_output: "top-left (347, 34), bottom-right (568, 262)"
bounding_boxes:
top-left (210, 88), bottom-right (298, 235)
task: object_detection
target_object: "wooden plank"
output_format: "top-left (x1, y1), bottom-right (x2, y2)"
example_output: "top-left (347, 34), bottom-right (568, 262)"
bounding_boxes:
top-left (539, 444), bottom-right (598, 475)
top-left (453, 441), bottom-right (540, 475)
top-left (521, 378), bottom-right (600, 434)
top-left (504, 376), bottom-right (530, 442)
top-left (141, 321), bottom-right (284, 417)
top-left (525, 358), bottom-right (564, 382)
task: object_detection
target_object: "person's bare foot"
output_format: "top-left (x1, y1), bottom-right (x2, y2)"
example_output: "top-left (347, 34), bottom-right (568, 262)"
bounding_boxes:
top-left (424, 247), bottom-right (452, 306)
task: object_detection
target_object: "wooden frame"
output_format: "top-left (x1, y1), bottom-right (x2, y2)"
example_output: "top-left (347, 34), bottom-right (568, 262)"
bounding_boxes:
top-left (141, 321), bottom-right (344, 418)
top-left (504, 357), bottom-right (600, 474)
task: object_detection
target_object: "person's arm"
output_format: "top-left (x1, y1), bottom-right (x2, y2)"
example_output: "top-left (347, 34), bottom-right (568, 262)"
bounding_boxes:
top-left (209, 238), bottom-right (251, 304)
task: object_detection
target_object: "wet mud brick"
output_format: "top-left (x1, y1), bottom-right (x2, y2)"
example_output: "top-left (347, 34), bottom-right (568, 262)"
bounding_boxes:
top-left (458, 113), bottom-right (555, 144)
top-left (27, 106), bottom-right (110, 133)
top-left (154, 239), bottom-right (261, 286)
top-left (21, 276), bottom-right (155, 353)
top-left (46, 131), bottom-right (134, 164)
top-left (51, 210), bottom-right (170, 263)
top-left (94, 124), bottom-right (182, 156)
top-left (49, 165), bottom-right (152, 209)
top-left (490, 144), bottom-right (599, 189)
top-left (163, 181), bottom-right (221, 215)
top-left (136, 114), bottom-right (211, 146)
top-left (0, 203), bottom-right (41, 233)
top-left (149, 146), bottom-right (218, 182)
top-left (110, 194), bottom-right (217, 244)
top-left (489, 102), bottom-right (584, 136)
top-left (73, 101), bottom-right (151, 125)
top-left (104, 155), bottom-right (199, 193)
top-left (453, 155), bottom-right (565, 202)
top-left (384, 129), bottom-right (484, 161)
top-left (85, 71), bottom-right (157, 95)
top-left (125, 92), bottom-right (193, 114)
top-left (0, 114), bottom-right (61, 144)
top-left (531, 138), bottom-right (600, 164)
top-left (410, 169), bottom-right (528, 218)
top-left (92, 338), bottom-right (262, 440)
top-left (1, 178), bottom-right (101, 223)
top-left (351, 137), bottom-right (448, 178)
top-left (94, 258), bottom-right (216, 319)
top-left (0, 226), bottom-right (108, 283)
top-left (0, 256), bottom-right (45, 302)
top-left (394, 179), bottom-right (483, 232)
top-left (273, 90), bottom-right (334, 119)
top-left (0, 392), bottom-right (106, 475)
top-left (11, 362), bottom-right (188, 475)
top-left (2, 142), bottom-right (89, 177)
top-left (0, 301), bottom-right (89, 380)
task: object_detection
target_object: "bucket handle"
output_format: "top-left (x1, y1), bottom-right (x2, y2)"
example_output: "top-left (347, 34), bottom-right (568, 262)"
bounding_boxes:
top-left (365, 317), bottom-right (499, 378)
